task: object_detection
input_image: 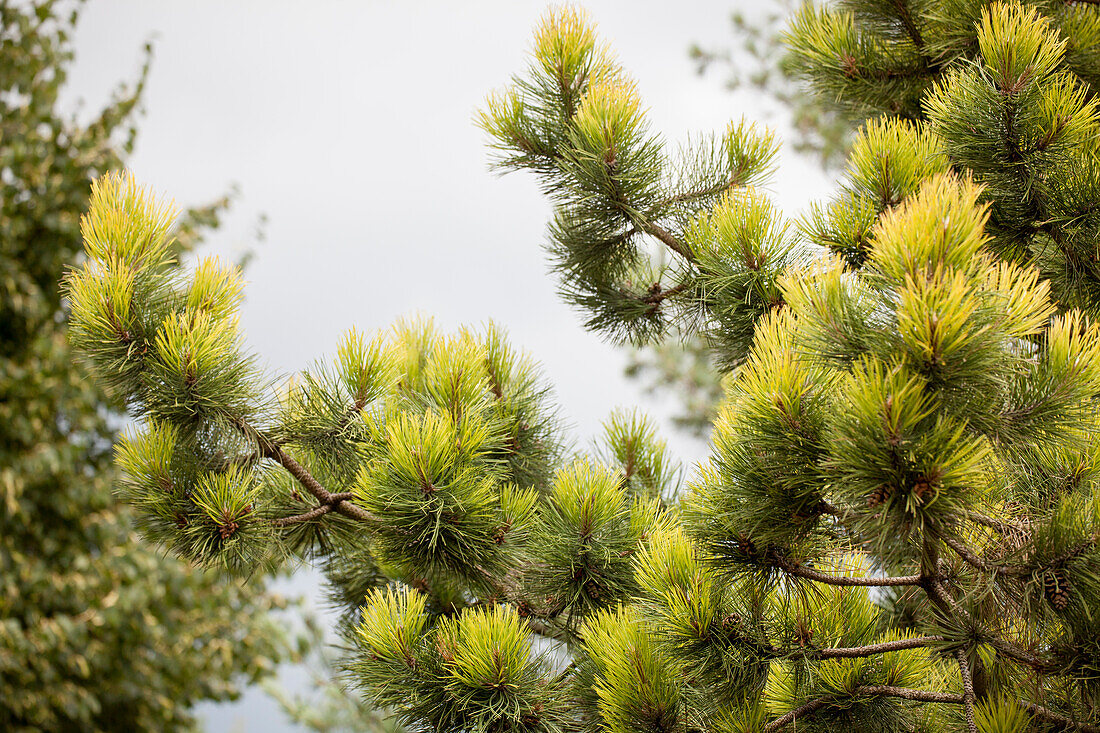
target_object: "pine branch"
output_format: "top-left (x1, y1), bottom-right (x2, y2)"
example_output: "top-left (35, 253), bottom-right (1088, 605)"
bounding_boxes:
top-left (944, 532), bottom-right (1097, 582)
top-left (525, 618), bottom-right (571, 645)
top-left (1047, 534), bottom-right (1098, 569)
top-left (941, 534), bottom-right (1030, 578)
top-left (763, 697), bottom-right (834, 733)
top-left (842, 61), bottom-right (931, 83)
top-left (942, 534), bottom-right (993, 570)
top-left (779, 559), bottom-right (924, 587)
top-left (956, 651), bottom-right (978, 733)
top-left (985, 636), bottom-right (1058, 673)
top-left (925, 578), bottom-right (1056, 673)
top-left (813, 636), bottom-right (943, 659)
top-left (964, 510), bottom-right (1026, 535)
top-left (273, 492), bottom-right (360, 526)
top-left (641, 220), bottom-right (692, 261)
top-left (764, 686), bottom-right (965, 732)
top-left (272, 503), bottom-right (336, 526)
top-left (856, 686), bottom-right (965, 703)
top-left (601, 157), bottom-right (693, 262)
top-left (233, 417), bottom-right (378, 523)
top-left (641, 282), bottom-right (689, 307)
top-left (888, 0), bottom-right (936, 69)
top-left (263, 444), bottom-right (375, 522)
top-left (655, 177), bottom-right (741, 208)
top-left (1018, 699), bottom-right (1100, 733)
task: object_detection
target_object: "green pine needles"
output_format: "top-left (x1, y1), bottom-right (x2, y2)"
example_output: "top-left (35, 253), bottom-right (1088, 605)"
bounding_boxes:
top-left (62, 1), bottom-right (1100, 732)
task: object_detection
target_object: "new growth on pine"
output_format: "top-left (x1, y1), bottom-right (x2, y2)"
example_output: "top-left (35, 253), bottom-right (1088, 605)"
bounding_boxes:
top-left (64, 1), bottom-right (1100, 731)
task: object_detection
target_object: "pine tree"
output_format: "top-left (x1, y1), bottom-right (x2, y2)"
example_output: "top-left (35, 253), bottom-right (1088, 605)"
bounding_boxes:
top-left (64, 2), bottom-right (1100, 732)
top-left (0, 2), bottom-right (292, 729)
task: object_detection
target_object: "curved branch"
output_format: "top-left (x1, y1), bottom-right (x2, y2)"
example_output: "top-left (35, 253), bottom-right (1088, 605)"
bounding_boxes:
top-left (655, 175), bottom-right (741, 209)
top-left (264, 444), bottom-right (377, 522)
top-left (964, 510), bottom-right (1025, 535)
top-left (271, 492), bottom-right (374, 527)
top-left (272, 503), bottom-right (335, 526)
top-left (1018, 699), bottom-right (1100, 733)
top-left (764, 697), bottom-right (834, 733)
top-left (942, 534), bottom-right (1029, 578)
top-left (943, 531), bottom-right (1093, 582)
top-left (764, 686), bottom-right (964, 732)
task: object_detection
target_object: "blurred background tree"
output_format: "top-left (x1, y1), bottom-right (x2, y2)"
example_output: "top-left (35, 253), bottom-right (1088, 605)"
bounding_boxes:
top-left (0, 1), bottom-right (294, 729)
top-left (689, 0), bottom-right (854, 169)
top-left (262, 612), bottom-right (402, 733)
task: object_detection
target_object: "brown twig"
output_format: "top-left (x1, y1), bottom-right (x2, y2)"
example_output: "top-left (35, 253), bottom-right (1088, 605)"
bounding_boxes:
top-left (964, 509), bottom-right (1027, 535)
top-left (264, 444), bottom-right (377, 522)
top-left (655, 176), bottom-right (741, 208)
top-left (855, 686), bottom-right (964, 703)
top-left (641, 281), bottom-right (689, 306)
top-left (233, 418), bottom-right (378, 523)
top-left (941, 534), bottom-right (1029, 578)
top-left (641, 221), bottom-right (693, 260)
top-left (763, 697), bottom-right (834, 733)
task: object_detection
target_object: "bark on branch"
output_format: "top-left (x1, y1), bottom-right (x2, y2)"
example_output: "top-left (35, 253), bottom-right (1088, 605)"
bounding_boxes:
top-left (780, 560), bottom-right (924, 587)
top-left (1018, 699), bottom-right (1100, 733)
top-left (233, 418), bottom-right (379, 524)
top-left (813, 636), bottom-right (943, 659)
top-left (764, 686), bottom-right (965, 732)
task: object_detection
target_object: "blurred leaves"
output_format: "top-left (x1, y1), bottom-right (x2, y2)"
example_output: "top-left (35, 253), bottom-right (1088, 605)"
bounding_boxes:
top-left (0, 2), bottom-right (291, 730)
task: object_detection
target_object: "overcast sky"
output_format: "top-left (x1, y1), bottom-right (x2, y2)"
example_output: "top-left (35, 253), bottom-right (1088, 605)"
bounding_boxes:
top-left (67, 2), bottom-right (834, 729)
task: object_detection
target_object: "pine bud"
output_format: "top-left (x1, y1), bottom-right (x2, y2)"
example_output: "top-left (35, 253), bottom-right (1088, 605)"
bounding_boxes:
top-left (868, 485), bottom-right (892, 507)
top-left (219, 519), bottom-right (240, 541)
top-left (795, 617), bottom-right (812, 646)
top-left (736, 533), bottom-right (757, 556)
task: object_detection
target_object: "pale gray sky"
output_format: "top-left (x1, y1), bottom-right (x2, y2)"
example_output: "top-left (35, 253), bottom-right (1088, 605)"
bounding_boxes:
top-left (67, 1), bottom-right (834, 729)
